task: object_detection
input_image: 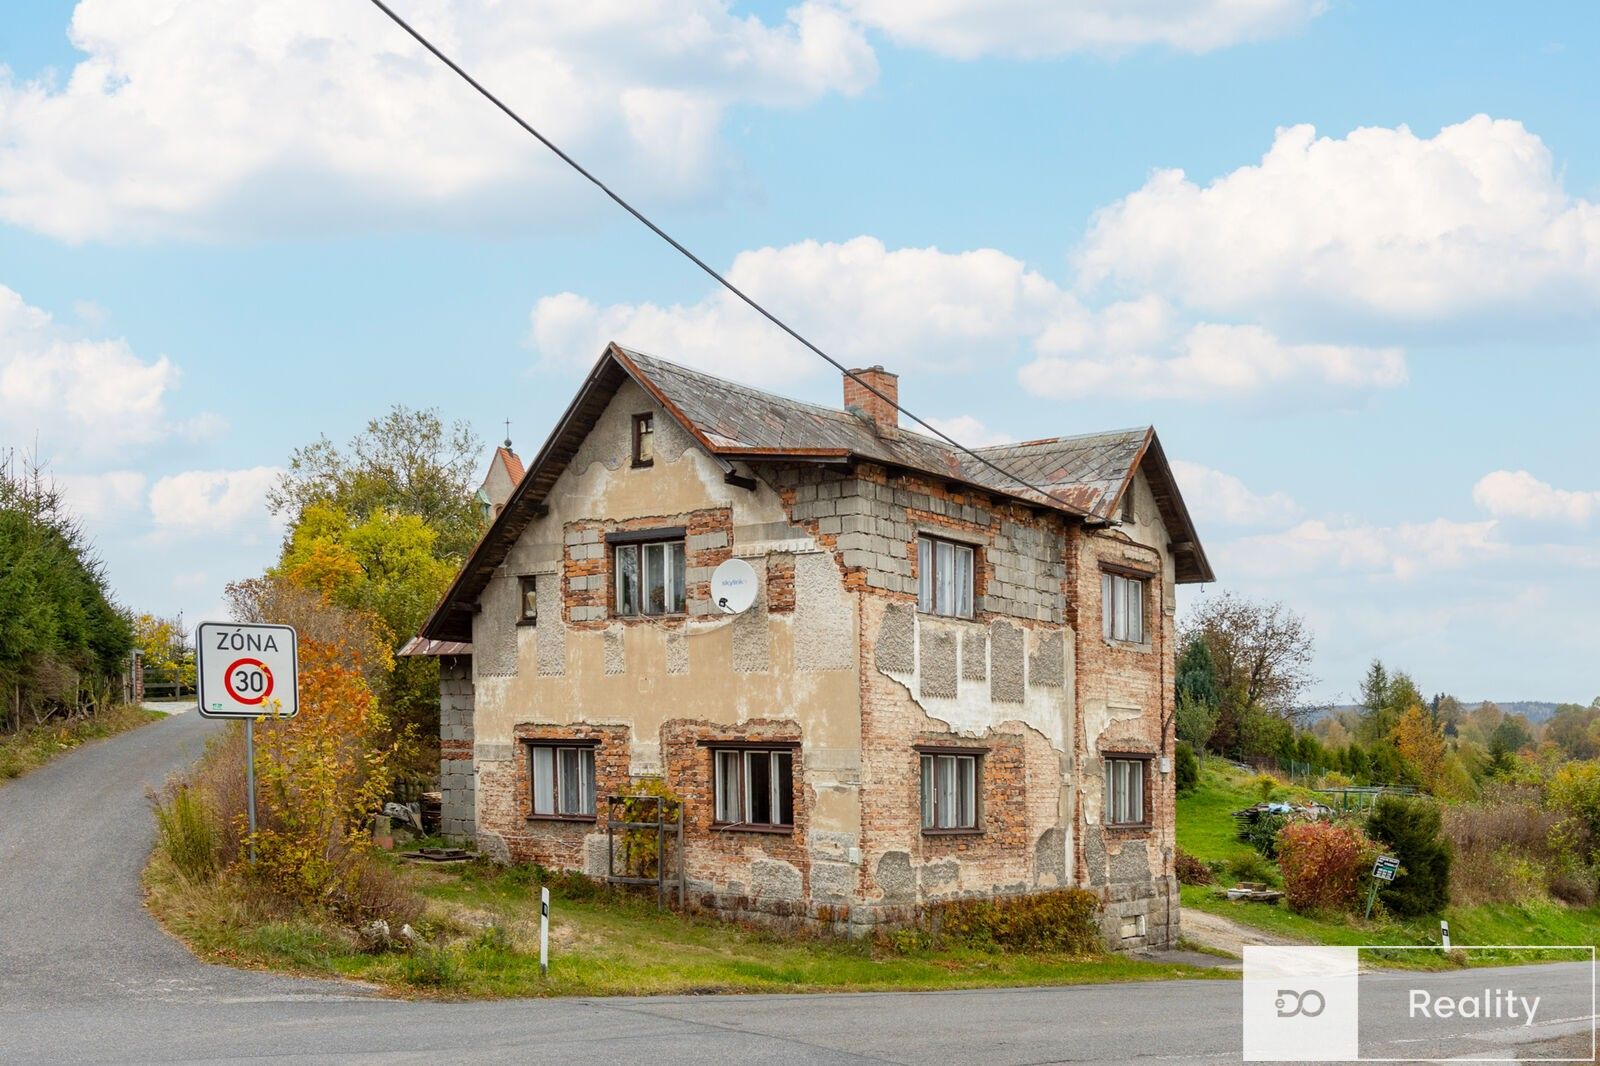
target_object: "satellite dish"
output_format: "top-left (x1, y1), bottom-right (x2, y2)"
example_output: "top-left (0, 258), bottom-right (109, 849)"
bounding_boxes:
top-left (711, 558), bottom-right (759, 614)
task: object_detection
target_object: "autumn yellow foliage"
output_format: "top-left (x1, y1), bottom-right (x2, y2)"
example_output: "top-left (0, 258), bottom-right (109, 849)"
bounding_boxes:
top-left (247, 634), bottom-right (402, 910)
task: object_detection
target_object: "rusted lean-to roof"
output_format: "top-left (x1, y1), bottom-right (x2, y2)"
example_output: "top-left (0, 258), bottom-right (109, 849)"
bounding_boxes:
top-left (420, 344), bottom-right (1212, 643)
top-left (398, 636), bottom-right (472, 657)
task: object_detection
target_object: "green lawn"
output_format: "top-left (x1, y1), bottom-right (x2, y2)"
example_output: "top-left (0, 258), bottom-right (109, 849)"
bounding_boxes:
top-left (0, 704), bottom-right (164, 782)
top-left (149, 858), bottom-right (1230, 1000)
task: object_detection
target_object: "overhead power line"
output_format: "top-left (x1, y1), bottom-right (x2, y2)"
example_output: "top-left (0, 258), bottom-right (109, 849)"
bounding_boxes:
top-left (363, 0), bottom-right (1086, 515)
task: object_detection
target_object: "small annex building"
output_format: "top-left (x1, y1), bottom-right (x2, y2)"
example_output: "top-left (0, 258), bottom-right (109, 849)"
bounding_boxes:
top-left (408, 343), bottom-right (1212, 948)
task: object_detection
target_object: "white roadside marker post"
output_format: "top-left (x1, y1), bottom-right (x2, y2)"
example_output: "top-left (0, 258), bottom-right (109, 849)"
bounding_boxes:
top-left (540, 886), bottom-right (550, 978)
top-left (1440, 920), bottom-right (1451, 950)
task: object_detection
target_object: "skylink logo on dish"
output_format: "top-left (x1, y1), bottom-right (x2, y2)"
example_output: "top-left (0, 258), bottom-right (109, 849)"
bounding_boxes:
top-left (1409, 988), bottom-right (1541, 1026)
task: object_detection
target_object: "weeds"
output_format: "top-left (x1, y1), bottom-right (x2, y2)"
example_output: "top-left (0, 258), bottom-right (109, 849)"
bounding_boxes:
top-left (153, 785), bottom-right (219, 884)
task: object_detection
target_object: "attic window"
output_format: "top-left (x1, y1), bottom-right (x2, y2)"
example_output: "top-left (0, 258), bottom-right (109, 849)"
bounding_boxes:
top-left (632, 413), bottom-right (654, 467)
top-left (1121, 485), bottom-right (1135, 522)
top-left (518, 576), bottom-right (538, 625)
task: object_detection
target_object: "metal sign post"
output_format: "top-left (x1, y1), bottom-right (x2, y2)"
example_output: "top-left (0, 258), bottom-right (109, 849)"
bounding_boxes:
top-left (539, 887), bottom-right (550, 978)
top-left (195, 623), bottom-right (299, 865)
top-left (245, 719), bottom-right (258, 863)
top-left (1366, 854), bottom-right (1400, 919)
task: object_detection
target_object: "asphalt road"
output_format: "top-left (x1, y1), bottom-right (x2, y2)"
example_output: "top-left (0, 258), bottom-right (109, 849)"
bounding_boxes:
top-left (0, 711), bottom-right (1592, 1064)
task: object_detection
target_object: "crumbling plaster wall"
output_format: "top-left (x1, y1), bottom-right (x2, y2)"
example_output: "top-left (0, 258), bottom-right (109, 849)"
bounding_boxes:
top-left (468, 380), bottom-right (863, 898)
top-left (862, 594), bottom-right (1076, 909)
top-left (1074, 469), bottom-right (1180, 948)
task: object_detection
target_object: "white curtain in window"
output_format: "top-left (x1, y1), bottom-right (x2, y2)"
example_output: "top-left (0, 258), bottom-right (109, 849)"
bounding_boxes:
top-left (615, 545), bottom-right (639, 615)
top-left (936, 755), bottom-right (958, 828)
top-left (667, 541), bottom-right (685, 613)
top-left (935, 540), bottom-right (954, 615)
top-left (532, 746), bottom-right (555, 815)
top-left (920, 755), bottom-right (935, 828)
top-left (1124, 577), bottom-right (1143, 643)
top-left (917, 538), bottom-right (935, 613)
top-left (715, 751), bottom-right (741, 823)
top-left (1101, 572), bottom-right (1115, 640)
top-left (955, 545), bottom-right (973, 617)
top-left (576, 748), bottom-right (595, 815)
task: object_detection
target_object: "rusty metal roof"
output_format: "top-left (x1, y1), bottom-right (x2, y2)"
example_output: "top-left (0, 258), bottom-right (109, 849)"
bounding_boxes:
top-left (420, 344), bottom-right (1212, 642)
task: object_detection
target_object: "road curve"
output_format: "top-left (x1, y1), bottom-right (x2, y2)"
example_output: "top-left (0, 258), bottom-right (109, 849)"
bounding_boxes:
top-left (0, 714), bottom-right (1591, 1065)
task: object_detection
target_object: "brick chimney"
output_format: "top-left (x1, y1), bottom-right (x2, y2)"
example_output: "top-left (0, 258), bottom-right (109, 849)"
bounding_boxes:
top-left (843, 366), bottom-right (899, 435)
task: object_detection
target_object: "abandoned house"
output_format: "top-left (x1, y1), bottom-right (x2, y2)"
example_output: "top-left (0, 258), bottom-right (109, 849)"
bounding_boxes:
top-left (407, 343), bottom-right (1213, 949)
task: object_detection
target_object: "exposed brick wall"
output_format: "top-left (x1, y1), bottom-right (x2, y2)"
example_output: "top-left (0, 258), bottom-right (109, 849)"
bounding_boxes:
top-left (1072, 524), bottom-right (1179, 948)
top-left (483, 723), bottom-right (631, 868)
top-left (660, 718), bottom-right (813, 917)
top-left (562, 508), bottom-right (734, 630)
top-left (779, 463), bottom-right (1067, 623)
top-left (766, 553), bottom-right (795, 613)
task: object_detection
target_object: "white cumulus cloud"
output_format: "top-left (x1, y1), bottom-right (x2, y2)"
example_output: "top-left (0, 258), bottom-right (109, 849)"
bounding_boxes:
top-left (0, 284), bottom-right (192, 457)
top-left (1076, 115), bottom-right (1600, 325)
top-left (842, 0), bottom-right (1324, 58)
top-left (531, 236), bottom-right (1077, 387)
top-left (1018, 320), bottom-right (1405, 402)
top-left (1473, 469), bottom-right (1600, 523)
top-left (1170, 460), bottom-right (1300, 526)
top-left (148, 466), bottom-right (282, 536)
top-left (1216, 517), bottom-right (1504, 581)
top-left (53, 470), bottom-right (148, 523)
top-left (925, 415), bottom-right (1013, 448)
top-left (0, 0), bottom-right (876, 242)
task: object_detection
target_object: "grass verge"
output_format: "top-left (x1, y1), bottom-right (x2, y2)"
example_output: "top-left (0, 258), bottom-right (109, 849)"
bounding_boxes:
top-left (0, 704), bottom-right (164, 782)
top-left (146, 853), bottom-right (1230, 999)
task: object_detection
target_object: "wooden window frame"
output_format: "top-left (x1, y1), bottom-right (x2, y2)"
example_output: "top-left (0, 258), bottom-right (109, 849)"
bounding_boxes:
top-left (1100, 567), bottom-right (1150, 645)
top-left (526, 740), bottom-right (599, 822)
top-left (517, 575), bottom-right (539, 626)
top-left (709, 746), bottom-right (796, 833)
top-left (916, 534), bottom-right (976, 619)
top-left (631, 412), bottom-right (655, 468)
top-left (612, 537), bottom-right (686, 618)
top-left (918, 748), bottom-right (982, 834)
top-left (1102, 753), bottom-right (1152, 829)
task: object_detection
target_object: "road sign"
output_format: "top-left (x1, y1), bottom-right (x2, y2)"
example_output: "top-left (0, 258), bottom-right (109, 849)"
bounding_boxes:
top-left (196, 622), bottom-right (299, 719)
top-left (1373, 855), bottom-right (1399, 882)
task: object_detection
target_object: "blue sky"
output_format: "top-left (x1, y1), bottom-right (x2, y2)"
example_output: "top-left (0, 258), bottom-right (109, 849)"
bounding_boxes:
top-left (3, 1), bottom-right (1598, 704)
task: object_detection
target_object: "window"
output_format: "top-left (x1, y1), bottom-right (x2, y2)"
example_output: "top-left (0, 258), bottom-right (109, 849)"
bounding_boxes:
top-left (614, 539), bottom-right (685, 616)
top-left (1100, 570), bottom-right (1146, 643)
top-left (1103, 757), bottom-right (1146, 826)
top-left (632, 413), bottom-right (654, 467)
top-left (518, 575), bottom-right (538, 624)
top-left (917, 535), bottom-right (974, 618)
top-left (529, 743), bottom-right (596, 818)
top-left (712, 748), bottom-right (794, 829)
top-left (920, 752), bottom-right (978, 831)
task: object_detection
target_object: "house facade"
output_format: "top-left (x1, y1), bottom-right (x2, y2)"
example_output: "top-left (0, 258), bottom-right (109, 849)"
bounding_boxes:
top-left (413, 344), bottom-right (1212, 949)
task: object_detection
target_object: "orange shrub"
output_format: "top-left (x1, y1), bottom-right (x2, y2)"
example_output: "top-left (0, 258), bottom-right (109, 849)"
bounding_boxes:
top-left (248, 635), bottom-right (401, 911)
top-left (1276, 820), bottom-right (1379, 915)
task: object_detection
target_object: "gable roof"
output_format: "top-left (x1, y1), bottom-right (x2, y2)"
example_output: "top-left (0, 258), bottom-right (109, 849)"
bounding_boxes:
top-left (420, 344), bottom-right (1211, 642)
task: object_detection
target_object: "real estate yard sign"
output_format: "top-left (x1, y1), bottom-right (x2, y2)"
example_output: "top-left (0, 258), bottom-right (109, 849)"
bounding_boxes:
top-left (196, 622), bottom-right (298, 719)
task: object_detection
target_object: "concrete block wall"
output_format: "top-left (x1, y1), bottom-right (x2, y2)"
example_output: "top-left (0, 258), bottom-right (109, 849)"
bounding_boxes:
top-left (780, 464), bottom-right (1066, 624)
top-left (438, 655), bottom-right (476, 841)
